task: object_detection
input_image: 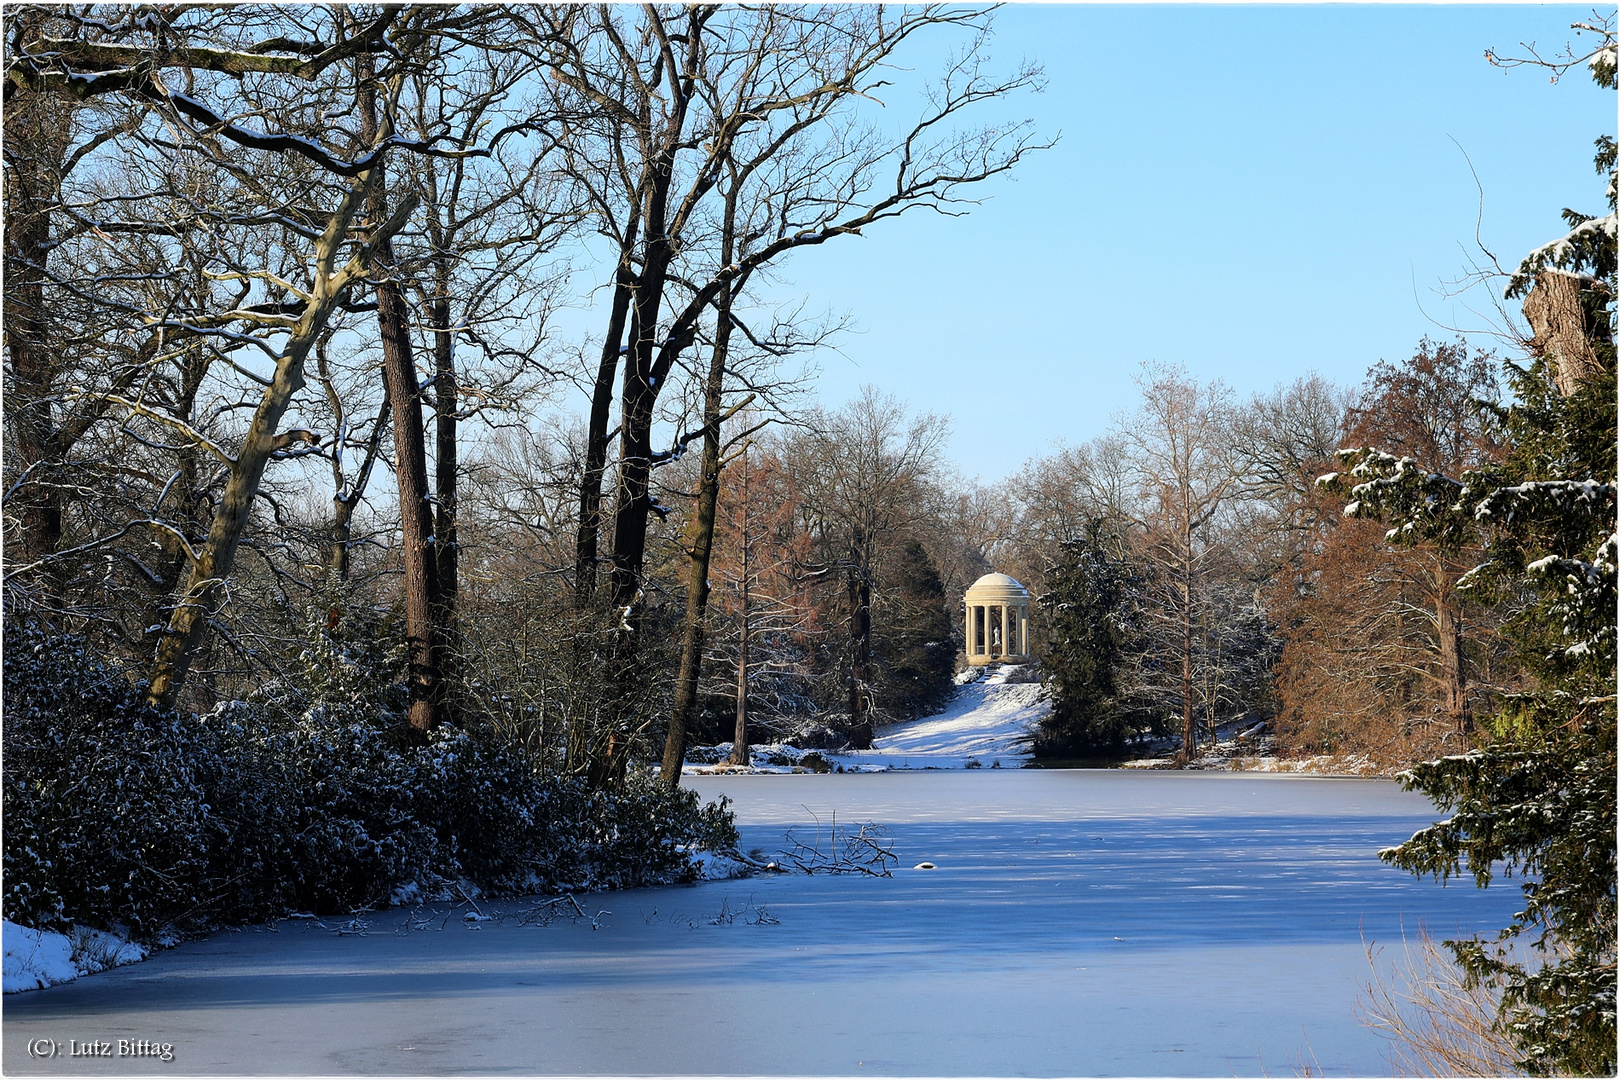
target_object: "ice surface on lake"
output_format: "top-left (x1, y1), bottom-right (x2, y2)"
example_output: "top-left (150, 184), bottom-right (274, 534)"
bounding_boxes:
top-left (2, 771), bottom-right (1522, 1076)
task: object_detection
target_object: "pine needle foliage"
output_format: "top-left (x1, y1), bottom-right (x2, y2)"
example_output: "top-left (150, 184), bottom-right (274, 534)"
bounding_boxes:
top-left (1036, 530), bottom-right (1140, 756)
top-left (875, 541), bottom-right (956, 722)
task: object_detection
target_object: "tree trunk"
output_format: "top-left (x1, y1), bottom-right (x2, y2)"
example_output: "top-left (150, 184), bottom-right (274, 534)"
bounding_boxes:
top-left (565, 252), bottom-right (635, 777)
top-left (659, 431), bottom-right (720, 783)
top-left (847, 533), bottom-right (875, 749)
top-left (660, 457), bottom-right (718, 783)
top-left (604, 27), bottom-right (693, 624)
top-left (360, 76), bottom-right (440, 739)
top-left (732, 601), bottom-right (751, 765)
top-left (594, 354), bottom-right (659, 786)
top-left (147, 176), bottom-right (402, 707)
top-left (585, 134), bottom-right (685, 786)
top-left (659, 283), bottom-right (738, 784)
top-left (432, 282), bottom-right (459, 709)
top-left (606, 201), bottom-right (680, 615)
top-left (1176, 522), bottom-right (1196, 766)
top-left (729, 468), bottom-right (752, 768)
top-left (1524, 270), bottom-right (1604, 397)
top-left (574, 233), bottom-right (637, 603)
top-left (1436, 581), bottom-right (1471, 737)
top-left (3, 76), bottom-right (70, 577)
top-left (595, 222), bottom-right (679, 783)
top-left (608, 367), bottom-right (660, 612)
top-left (377, 276), bottom-right (442, 739)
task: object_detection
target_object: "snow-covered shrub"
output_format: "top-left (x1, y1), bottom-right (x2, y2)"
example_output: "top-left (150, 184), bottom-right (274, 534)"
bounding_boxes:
top-left (179, 605), bottom-right (442, 918)
top-left (203, 624), bottom-right (737, 906)
top-left (412, 726), bottom-right (736, 892)
top-left (211, 637), bottom-right (738, 902)
top-left (4, 617), bottom-right (739, 939)
top-left (65, 924), bottom-right (146, 975)
top-left (569, 773), bottom-right (737, 889)
top-left (788, 722), bottom-right (847, 750)
top-left (682, 743), bottom-right (733, 765)
top-left (200, 699), bottom-right (444, 917)
top-left (3, 624), bottom-right (228, 936)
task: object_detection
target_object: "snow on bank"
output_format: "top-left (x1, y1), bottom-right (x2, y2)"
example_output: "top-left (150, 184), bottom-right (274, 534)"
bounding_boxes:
top-left (1208, 752), bottom-right (1386, 777)
top-left (683, 741), bottom-right (869, 776)
top-left (1120, 725), bottom-right (1393, 777)
top-left (2, 921), bottom-right (145, 993)
top-left (1, 923), bottom-right (73, 993)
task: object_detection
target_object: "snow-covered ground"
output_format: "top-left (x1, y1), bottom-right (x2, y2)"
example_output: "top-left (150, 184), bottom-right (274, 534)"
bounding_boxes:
top-left (3, 924), bottom-right (79, 995)
top-left (3, 770), bottom-right (1521, 1076)
top-left (847, 666), bottom-right (1045, 768)
top-left (685, 664), bottom-right (1048, 774)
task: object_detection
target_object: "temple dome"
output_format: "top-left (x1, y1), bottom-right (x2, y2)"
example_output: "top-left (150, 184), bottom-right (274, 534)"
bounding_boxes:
top-left (965, 573), bottom-right (1030, 604)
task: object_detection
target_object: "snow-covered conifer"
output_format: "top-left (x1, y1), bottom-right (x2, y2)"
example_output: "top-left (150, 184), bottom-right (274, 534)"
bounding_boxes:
top-left (1334, 24), bottom-right (1616, 1073)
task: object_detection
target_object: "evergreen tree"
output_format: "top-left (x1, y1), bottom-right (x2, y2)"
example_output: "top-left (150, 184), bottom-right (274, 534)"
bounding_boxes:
top-left (1329, 26), bottom-right (1616, 1073)
top-left (875, 541), bottom-right (956, 721)
top-left (1036, 531), bottom-right (1139, 755)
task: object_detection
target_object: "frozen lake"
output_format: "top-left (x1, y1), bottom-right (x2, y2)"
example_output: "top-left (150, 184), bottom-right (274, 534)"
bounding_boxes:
top-left (3, 770), bottom-right (1520, 1076)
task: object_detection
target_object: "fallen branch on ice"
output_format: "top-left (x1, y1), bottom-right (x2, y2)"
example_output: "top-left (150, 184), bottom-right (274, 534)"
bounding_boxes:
top-left (778, 809), bottom-right (897, 877)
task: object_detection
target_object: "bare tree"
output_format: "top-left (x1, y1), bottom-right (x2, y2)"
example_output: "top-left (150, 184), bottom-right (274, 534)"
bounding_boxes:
top-left (535, 5), bottom-right (1045, 780)
top-left (392, 18), bottom-right (576, 714)
top-left (3, 8), bottom-right (560, 712)
top-left (786, 389), bottom-right (950, 744)
top-left (1122, 364), bottom-right (1239, 764)
top-left (701, 439), bottom-right (825, 760)
top-left (1336, 340), bottom-right (1504, 738)
top-left (1004, 435), bottom-right (1135, 599)
top-left (1229, 375), bottom-right (1350, 521)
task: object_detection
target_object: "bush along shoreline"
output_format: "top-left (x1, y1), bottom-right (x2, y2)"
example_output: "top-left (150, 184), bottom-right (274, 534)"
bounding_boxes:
top-left (2, 620), bottom-right (739, 953)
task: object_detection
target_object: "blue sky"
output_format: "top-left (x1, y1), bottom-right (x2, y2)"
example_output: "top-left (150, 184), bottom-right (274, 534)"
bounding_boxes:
top-left (750, 5), bottom-right (1614, 482)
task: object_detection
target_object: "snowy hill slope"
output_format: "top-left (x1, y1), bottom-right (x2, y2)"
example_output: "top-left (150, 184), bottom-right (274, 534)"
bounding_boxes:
top-left (838, 665), bottom-right (1049, 769)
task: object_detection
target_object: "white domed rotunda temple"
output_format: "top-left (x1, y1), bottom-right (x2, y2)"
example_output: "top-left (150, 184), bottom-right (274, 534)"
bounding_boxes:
top-left (964, 572), bottom-right (1032, 666)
